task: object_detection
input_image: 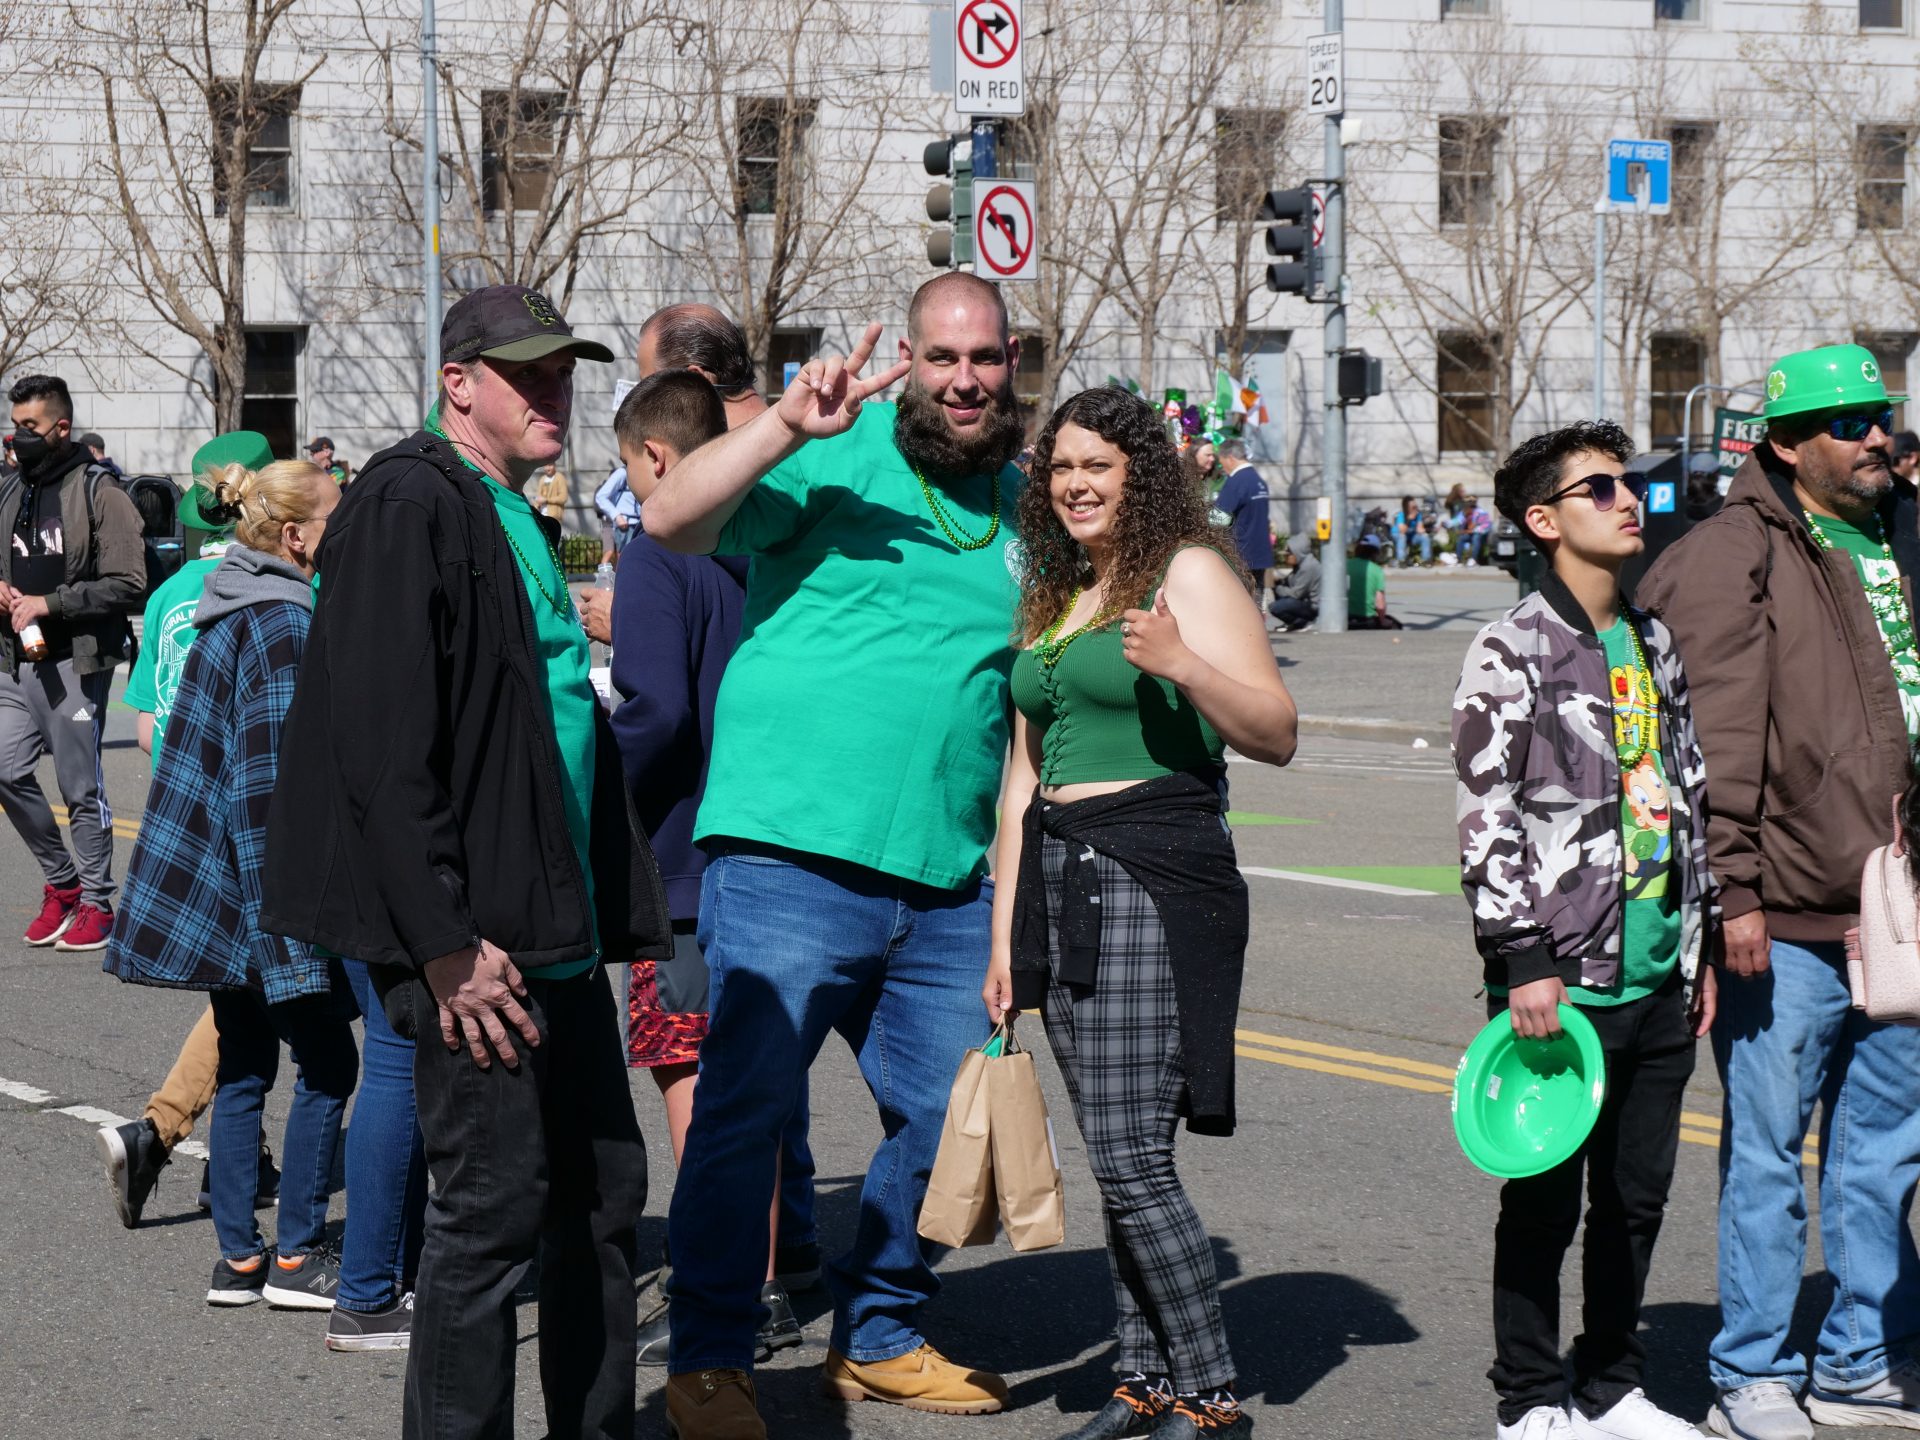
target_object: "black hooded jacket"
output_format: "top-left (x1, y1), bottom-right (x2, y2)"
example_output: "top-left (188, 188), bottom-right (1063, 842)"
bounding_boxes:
top-left (260, 429), bottom-right (671, 973)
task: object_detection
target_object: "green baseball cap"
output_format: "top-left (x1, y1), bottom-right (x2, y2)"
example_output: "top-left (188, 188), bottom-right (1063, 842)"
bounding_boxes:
top-left (182, 430), bottom-right (273, 530)
top-left (1762, 343), bottom-right (1907, 422)
top-left (1452, 1003), bottom-right (1606, 1179)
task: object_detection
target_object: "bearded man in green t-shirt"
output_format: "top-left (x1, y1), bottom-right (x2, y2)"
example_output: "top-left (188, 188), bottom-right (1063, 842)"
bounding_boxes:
top-left (644, 274), bottom-right (1027, 1438)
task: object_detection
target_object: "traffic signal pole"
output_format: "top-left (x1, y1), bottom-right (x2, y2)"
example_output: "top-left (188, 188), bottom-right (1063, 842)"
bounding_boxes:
top-left (1319, 0), bottom-right (1347, 634)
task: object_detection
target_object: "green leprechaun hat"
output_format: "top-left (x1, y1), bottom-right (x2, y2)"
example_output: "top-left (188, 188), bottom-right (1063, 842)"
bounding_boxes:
top-left (1763, 343), bottom-right (1907, 422)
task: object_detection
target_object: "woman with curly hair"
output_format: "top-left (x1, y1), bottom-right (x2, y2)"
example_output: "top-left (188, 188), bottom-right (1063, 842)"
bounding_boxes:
top-left (984, 387), bottom-right (1297, 1440)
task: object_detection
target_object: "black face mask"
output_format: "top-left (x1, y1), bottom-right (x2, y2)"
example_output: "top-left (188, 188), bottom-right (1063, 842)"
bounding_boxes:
top-left (7, 430), bottom-right (67, 482)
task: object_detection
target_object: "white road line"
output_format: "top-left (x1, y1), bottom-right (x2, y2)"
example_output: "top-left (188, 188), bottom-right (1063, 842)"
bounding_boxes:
top-left (1, 1076), bottom-right (208, 1159)
top-left (1239, 866), bottom-right (1441, 897)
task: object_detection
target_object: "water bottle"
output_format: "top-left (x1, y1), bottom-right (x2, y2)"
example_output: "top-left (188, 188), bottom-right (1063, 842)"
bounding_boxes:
top-left (588, 562), bottom-right (615, 692)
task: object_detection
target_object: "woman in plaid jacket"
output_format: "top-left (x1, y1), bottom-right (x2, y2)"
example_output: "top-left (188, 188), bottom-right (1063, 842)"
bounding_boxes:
top-left (104, 459), bottom-right (352, 1311)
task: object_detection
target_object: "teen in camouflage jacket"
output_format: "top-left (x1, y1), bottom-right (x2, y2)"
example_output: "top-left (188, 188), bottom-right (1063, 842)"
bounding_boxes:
top-left (1452, 572), bottom-right (1718, 996)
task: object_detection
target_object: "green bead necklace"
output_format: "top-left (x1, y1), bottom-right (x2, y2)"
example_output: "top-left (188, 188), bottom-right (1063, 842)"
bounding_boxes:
top-left (912, 463), bottom-right (1001, 551)
top-left (1610, 620), bottom-right (1658, 768)
top-left (1035, 587), bottom-right (1120, 668)
top-left (501, 521), bottom-right (574, 621)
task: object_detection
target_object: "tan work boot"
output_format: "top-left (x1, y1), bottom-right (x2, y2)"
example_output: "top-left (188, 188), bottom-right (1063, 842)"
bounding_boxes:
top-left (666, 1368), bottom-right (765, 1440)
top-left (821, 1343), bottom-right (1009, 1414)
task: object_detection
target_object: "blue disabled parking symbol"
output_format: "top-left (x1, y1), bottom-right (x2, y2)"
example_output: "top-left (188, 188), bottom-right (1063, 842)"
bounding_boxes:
top-left (1647, 481), bottom-right (1676, 515)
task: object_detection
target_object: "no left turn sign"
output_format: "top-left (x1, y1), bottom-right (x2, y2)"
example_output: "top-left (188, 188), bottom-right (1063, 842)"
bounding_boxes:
top-left (954, 0), bottom-right (1023, 116)
top-left (974, 180), bottom-right (1036, 283)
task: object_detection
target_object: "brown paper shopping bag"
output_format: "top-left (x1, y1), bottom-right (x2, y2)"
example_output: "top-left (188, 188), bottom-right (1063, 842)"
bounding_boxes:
top-left (986, 1021), bottom-right (1066, 1252)
top-left (916, 1037), bottom-right (999, 1247)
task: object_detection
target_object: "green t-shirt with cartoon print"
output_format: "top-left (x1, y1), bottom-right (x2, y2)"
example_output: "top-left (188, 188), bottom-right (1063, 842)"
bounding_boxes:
top-left (1582, 618), bottom-right (1681, 1007)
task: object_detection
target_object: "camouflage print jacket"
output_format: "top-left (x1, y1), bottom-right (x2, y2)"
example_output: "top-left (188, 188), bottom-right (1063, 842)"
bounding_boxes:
top-left (1451, 572), bottom-right (1718, 995)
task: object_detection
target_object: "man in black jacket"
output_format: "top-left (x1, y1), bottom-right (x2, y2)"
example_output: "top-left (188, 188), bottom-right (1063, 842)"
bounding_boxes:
top-left (261, 286), bottom-right (671, 1440)
top-left (2, 374), bottom-right (145, 952)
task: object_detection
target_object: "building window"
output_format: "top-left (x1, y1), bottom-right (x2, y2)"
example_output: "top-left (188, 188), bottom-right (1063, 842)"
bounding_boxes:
top-left (1858, 333), bottom-right (1914, 430)
top-left (240, 329), bottom-right (305, 459)
top-left (1438, 116), bottom-right (1497, 227)
top-left (482, 90), bottom-right (561, 214)
top-left (1437, 332), bottom-right (1498, 453)
top-left (1665, 122), bottom-right (1714, 226)
top-left (1858, 125), bottom-right (1909, 230)
top-left (765, 326), bottom-right (821, 400)
top-left (1861, 0), bottom-right (1906, 31)
top-left (212, 83), bottom-right (298, 215)
top-left (1655, 0), bottom-right (1703, 22)
top-left (1441, 0), bottom-right (1493, 14)
top-left (737, 98), bottom-right (815, 219)
top-left (1214, 108), bottom-right (1289, 224)
top-left (1649, 334), bottom-right (1707, 448)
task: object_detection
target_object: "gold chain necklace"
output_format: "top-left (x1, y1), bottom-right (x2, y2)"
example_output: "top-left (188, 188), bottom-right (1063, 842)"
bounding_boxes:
top-left (911, 463), bottom-right (1001, 551)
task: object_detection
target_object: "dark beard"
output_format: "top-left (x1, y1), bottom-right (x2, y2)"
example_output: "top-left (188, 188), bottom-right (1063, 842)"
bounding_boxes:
top-left (893, 379), bottom-right (1024, 479)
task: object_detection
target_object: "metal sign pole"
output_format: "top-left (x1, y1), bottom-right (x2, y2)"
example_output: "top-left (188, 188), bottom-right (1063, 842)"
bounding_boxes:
top-left (1592, 202), bottom-right (1605, 420)
top-left (1318, 0), bottom-right (1347, 634)
top-left (421, 0), bottom-right (441, 410)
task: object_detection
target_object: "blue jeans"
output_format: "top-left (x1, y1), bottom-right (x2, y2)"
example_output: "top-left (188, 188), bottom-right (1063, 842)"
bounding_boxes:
top-left (339, 960), bottom-right (427, 1311)
top-left (1711, 937), bottom-right (1920, 1392)
top-left (1394, 530), bottom-right (1432, 565)
top-left (208, 984), bottom-right (359, 1260)
top-left (667, 846), bottom-right (992, 1371)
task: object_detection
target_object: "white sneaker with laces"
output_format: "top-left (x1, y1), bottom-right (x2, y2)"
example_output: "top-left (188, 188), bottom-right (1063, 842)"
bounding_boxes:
top-left (1497, 1406), bottom-right (1575, 1440)
top-left (1706, 1383), bottom-right (1811, 1440)
top-left (1807, 1358), bottom-right (1920, 1429)
top-left (1570, 1389), bottom-right (1702, 1439)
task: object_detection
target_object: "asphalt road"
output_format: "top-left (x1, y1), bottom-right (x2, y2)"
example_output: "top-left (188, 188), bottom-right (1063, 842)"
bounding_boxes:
top-left (0, 602), bottom-right (1901, 1440)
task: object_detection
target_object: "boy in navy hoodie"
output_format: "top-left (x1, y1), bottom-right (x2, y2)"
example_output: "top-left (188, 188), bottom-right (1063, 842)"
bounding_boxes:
top-left (607, 369), bottom-right (816, 1365)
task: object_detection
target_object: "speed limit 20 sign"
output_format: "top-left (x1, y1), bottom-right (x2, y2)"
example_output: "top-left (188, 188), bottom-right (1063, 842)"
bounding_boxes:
top-left (1306, 32), bottom-right (1343, 117)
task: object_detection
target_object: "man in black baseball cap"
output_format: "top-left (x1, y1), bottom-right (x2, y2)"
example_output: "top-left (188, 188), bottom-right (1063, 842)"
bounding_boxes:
top-left (263, 284), bottom-right (666, 1435)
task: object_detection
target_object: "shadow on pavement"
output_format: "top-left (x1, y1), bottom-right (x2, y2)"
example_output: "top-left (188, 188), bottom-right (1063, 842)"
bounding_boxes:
top-left (1642, 1273), bottom-right (1838, 1422)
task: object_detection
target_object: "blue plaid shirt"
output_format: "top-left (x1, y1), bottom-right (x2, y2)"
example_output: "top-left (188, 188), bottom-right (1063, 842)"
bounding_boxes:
top-left (106, 594), bottom-right (331, 1002)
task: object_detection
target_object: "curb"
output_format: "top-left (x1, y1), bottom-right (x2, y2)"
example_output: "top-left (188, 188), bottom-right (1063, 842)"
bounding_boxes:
top-left (1297, 713), bottom-right (1448, 747)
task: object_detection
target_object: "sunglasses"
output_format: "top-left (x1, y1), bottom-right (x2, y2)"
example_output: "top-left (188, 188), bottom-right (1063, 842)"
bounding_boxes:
top-left (1541, 471), bottom-right (1649, 511)
top-left (1820, 409), bottom-right (1895, 442)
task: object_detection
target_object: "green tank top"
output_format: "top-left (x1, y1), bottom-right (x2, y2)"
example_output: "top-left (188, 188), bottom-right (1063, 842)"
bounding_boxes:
top-left (1009, 549), bottom-right (1227, 786)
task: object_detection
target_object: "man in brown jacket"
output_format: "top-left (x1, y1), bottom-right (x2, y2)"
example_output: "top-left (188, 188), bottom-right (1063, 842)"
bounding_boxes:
top-left (1638, 344), bottom-right (1920, 1439)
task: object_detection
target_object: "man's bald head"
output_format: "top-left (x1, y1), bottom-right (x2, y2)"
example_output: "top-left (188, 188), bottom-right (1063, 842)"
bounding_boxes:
top-left (637, 303), bottom-right (758, 397)
top-left (906, 273), bottom-right (1009, 346)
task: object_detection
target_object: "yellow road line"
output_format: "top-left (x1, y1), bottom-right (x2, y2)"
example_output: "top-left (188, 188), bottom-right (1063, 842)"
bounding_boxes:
top-left (1237, 1026), bottom-right (1821, 1164)
top-left (50, 805), bottom-right (141, 841)
top-left (1233, 1045), bottom-right (1452, 1095)
top-left (1236, 1027), bottom-right (1458, 1081)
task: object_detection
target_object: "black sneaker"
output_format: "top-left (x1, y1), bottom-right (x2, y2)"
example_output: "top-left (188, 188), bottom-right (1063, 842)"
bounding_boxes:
top-left (208, 1254), bottom-right (267, 1306)
top-left (97, 1118), bottom-right (169, 1228)
top-left (326, 1293), bottom-right (414, 1352)
top-left (759, 1281), bottom-right (802, 1355)
top-left (264, 1247), bottom-right (342, 1310)
top-left (774, 1241), bottom-right (823, 1294)
top-left (198, 1144), bottom-right (281, 1212)
top-left (635, 1279), bottom-right (795, 1368)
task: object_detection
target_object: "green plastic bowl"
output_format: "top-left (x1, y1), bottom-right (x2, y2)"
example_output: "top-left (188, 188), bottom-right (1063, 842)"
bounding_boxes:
top-left (1452, 1003), bottom-right (1607, 1179)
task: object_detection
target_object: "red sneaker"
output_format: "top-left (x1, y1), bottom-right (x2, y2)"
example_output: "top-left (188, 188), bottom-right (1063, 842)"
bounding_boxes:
top-left (24, 884), bottom-right (81, 945)
top-left (54, 901), bottom-right (114, 952)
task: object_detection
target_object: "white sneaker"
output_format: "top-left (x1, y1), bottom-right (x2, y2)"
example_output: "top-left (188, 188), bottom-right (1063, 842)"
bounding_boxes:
top-left (1571, 1389), bottom-right (1702, 1438)
top-left (1707, 1383), bottom-right (1810, 1440)
top-left (1807, 1358), bottom-right (1920, 1429)
top-left (1499, 1406), bottom-right (1575, 1440)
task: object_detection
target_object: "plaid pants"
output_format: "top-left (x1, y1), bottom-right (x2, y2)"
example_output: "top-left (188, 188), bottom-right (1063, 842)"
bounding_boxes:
top-left (1039, 831), bottom-right (1236, 1392)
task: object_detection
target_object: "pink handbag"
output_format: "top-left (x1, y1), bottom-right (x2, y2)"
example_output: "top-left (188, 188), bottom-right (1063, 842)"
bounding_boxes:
top-left (1846, 801), bottom-right (1920, 1023)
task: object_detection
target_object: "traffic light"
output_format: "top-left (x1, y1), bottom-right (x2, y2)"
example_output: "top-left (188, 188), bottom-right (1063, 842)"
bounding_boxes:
top-left (925, 135), bottom-right (974, 269)
top-left (1259, 187), bottom-right (1317, 296)
top-left (1337, 350), bottom-right (1384, 406)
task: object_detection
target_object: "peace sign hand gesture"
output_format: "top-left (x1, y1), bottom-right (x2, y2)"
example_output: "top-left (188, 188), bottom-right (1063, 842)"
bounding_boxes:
top-left (775, 323), bottom-right (911, 440)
